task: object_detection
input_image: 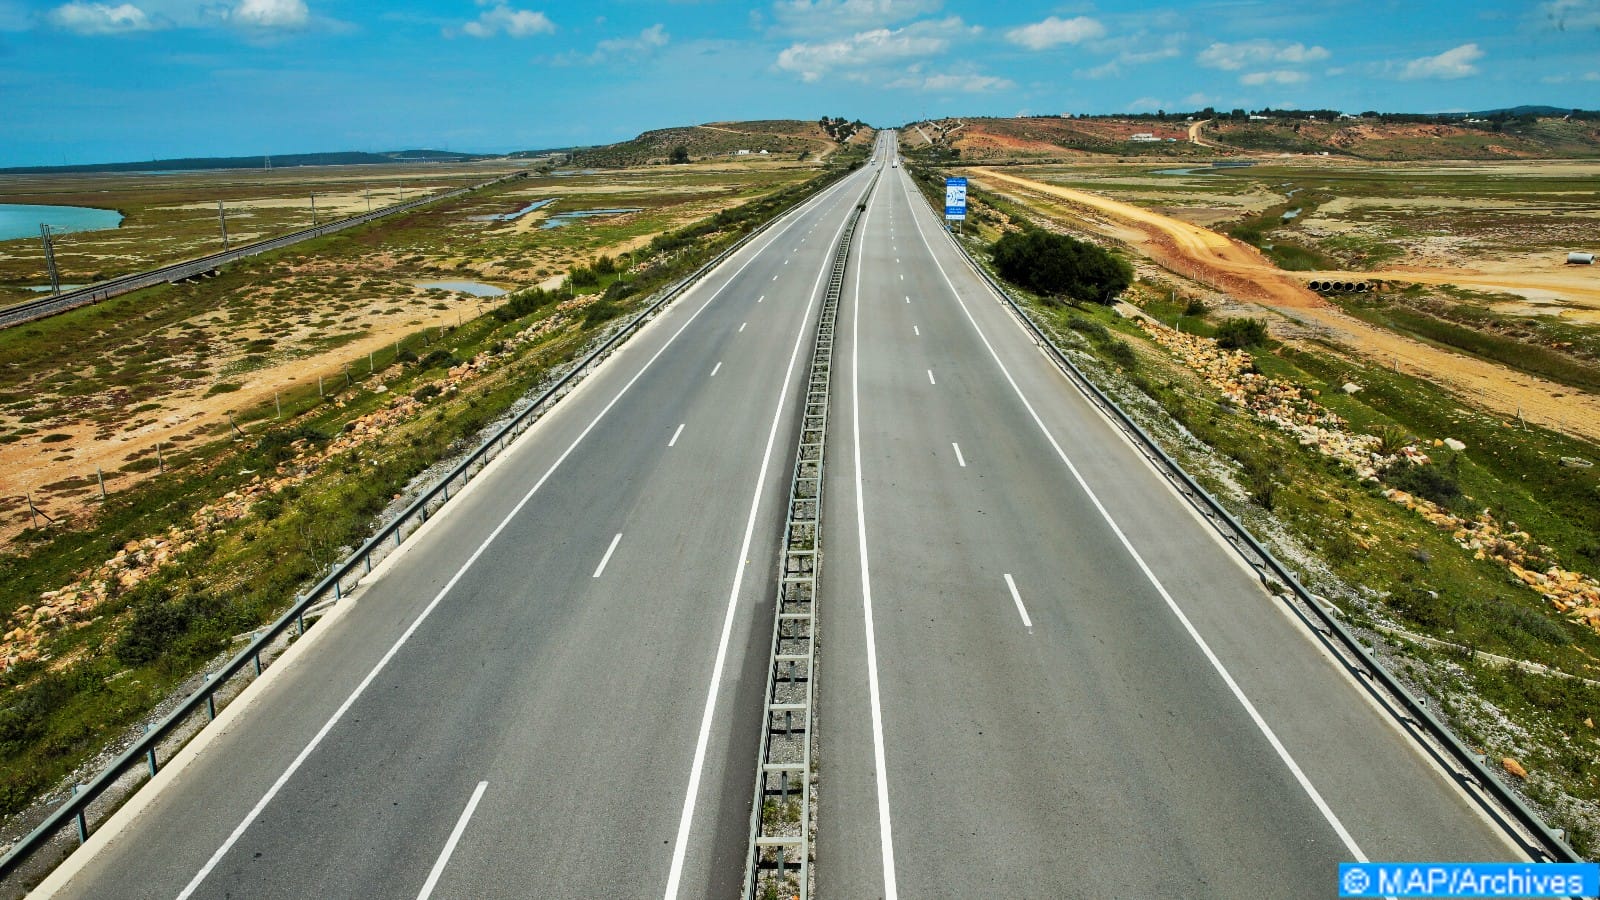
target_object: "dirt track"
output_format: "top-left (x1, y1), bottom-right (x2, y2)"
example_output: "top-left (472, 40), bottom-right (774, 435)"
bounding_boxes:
top-left (969, 167), bottom-right (1600, 445)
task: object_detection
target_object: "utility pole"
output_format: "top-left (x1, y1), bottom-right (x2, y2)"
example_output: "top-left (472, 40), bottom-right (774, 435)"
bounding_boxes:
top-left (310, 192), bottom-right (318, 226)
top-left (366, 187), bottom-right (372, 213)
top-left (39, 224), bottom-right (61, 295)
top-left (218, 200), bottom-right (230, 250)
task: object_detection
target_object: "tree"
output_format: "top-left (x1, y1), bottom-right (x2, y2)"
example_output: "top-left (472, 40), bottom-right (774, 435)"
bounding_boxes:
top-left (669, 145), bottom-right (690, 164)
top-left (989, 229), bottom-right (1132, 305)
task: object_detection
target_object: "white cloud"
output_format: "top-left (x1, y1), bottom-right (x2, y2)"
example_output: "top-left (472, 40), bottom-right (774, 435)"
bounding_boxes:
top-left (1399, 42), bottom-right (1482, 80)
top-left (49, 2), bottom-right (156, 34)
top-left (1537, 0), bottom-right (1600, 31)
top-left (1197, 39), bottom-right (1327, 70)
top-left (595, 22), bottom-right (667, 56)
top-left (459, 2), bottom-right (554, 38)
top-left (1081, 60), bottom-right (1121, 79)
top-left (773, 0), bottom-right (940, 36)
top-left (775, 16), bottom-right (972, 82)
top-left (1005, 15), bottom-right (1104, 51)
top-left (1182, 92), bottom-right (1214, 106)
top-left (1126, 96), bottom-right (1164, 112)
top-left (889, 70), bottom-right (1013, 92)
top-left (231, 0), bottom-right (307, 28)
top-left (1240, 69), bottom-right (1307, 85)
top-left (555, 23), bottom-right (668, 64)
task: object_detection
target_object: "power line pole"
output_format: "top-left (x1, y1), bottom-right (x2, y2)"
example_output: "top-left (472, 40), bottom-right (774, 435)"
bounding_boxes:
top-left (39, 224), bottom-right (61, 295)
top-left (310, 192), bottom-right (318, 226)
top-left (218, 200), bottom-right (230, 250)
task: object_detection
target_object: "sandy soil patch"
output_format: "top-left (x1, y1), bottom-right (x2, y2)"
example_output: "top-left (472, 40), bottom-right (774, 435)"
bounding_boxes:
top-left (969, 167), bottom-right (1600, 444)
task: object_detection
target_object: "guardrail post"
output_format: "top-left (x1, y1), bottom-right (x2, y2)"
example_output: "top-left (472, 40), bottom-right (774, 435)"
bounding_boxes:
top-left (333, 580), bottom-right (342, 601)
top-left (72, 784), bottom-right (87, 844)
top-left (146, 747), bottom-right (158, 777)
top-left (254, 652), bottom-right (262, 676)
top-left (206, 692), bottom-right (216, 721)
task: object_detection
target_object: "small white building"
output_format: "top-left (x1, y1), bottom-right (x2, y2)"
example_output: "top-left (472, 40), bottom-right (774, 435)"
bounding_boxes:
top-left (735, 149), bottom-right (751, 156)
top-left (1129, 132), bottom-right (1158, 142)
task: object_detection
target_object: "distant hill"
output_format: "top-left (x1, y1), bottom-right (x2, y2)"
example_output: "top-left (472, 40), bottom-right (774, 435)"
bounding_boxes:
top-left (571, 119), bottom-right (870, 167)
top-left (901, 116), bottom-right (1206, 160)
top-left (903, 112), bottom-right (1600, 162)
top-left (0, 149), bottom-right (492, 175)
top-left (1205, 116), bottom-right (1600, 159)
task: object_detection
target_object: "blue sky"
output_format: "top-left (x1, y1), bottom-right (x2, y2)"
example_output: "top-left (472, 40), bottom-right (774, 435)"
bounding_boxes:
top-left (3, 0), bottom-right (1598, 166)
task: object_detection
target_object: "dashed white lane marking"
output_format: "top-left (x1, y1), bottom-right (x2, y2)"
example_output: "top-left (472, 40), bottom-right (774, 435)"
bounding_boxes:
top-left (952, 442), bottom-right (966, 467)
top-left (710, 361), bottom-right (723, 377)
top-left (593, 533), bottom-right (623, 578)
top-left (758, 295), bottom-right (765, 303)
top-left (669, 423), bottom-right (685, 447)
top-left (415, 780), bottom-right (489, 900)
top-left (739, 322), bottom-right (747, 333)
top-left (913, 325), bottom-right (919, 336)
top-left (896, 166), bottom-right (1372, 865)
top-left (926, 369), bottom-right (936, 385)
top-left (1003, 574), bottom-right (1033, 630)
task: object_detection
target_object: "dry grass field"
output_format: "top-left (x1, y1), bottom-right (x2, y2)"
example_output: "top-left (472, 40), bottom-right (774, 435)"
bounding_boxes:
top-left (0, 157), bottom-right (820, 542)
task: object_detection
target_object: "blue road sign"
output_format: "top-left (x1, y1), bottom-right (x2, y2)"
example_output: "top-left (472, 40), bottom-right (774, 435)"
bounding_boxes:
top-left (945, 177), bottom-right (967, 220)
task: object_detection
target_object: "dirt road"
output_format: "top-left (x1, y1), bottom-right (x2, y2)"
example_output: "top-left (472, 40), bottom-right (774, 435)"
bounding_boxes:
top-left (968, 167), bottom-right (1600, 445)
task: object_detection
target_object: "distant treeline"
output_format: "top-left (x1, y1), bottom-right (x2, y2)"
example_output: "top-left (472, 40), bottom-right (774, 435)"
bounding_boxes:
top-left (0, 149), bottom-right (489, 175)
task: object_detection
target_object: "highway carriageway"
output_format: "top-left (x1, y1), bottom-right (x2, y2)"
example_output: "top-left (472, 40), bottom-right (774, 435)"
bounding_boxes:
top-left (35, 134), bottom-right (1541, 899)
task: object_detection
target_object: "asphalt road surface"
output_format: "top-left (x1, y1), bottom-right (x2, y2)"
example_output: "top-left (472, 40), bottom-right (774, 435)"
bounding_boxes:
top-left (814, 133), bottom-right (1518, 899)
top-left (44, 130), bottom-right (1523, 900)
top-left (45, 159), bottom-right (876, 900)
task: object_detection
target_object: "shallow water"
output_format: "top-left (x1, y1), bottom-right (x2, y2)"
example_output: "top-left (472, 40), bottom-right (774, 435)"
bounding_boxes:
top-left (0, 204), bottom-right (123, 241)
top-left (539, 207), bottom-right (643, 230)
top-left (415, 280), bottom-right (507, 297)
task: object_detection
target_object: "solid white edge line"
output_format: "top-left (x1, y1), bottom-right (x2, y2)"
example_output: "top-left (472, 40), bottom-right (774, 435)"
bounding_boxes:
top-left (415, 780), bottom-right (489, 900)
top-left (849, 171), bottom-right (900, 900)
top-left (895, 167), bottom-right (1372, 865)
top-left (592, 533), bottom-right (623, 578)
top-left (1003, 574), bottom-right (1032, 629)
top-left (171, 165), bottom-right (860, 900)
top-left (661, 171), bottom-right (866, 900)
top-left (710, 361), bottom-right (723, 377)
top-left (669, 423), bottom-right (685, 447)
top-left (951, 442), bottom-right (966, 468)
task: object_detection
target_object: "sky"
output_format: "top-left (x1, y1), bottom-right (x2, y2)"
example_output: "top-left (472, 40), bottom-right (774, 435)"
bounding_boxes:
top-left (2, 0), bottom-right (1599, 167)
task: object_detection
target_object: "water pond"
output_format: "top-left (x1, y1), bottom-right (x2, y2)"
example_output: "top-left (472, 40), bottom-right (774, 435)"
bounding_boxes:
top-left (0, 204), bottom-right (123, 241)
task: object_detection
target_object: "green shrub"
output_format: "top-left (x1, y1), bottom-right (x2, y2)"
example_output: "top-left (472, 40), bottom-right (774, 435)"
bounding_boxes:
top-left (413, 383), bottom-right (443, 402)
top-left (417, 349), bottom-right (457, 370)
top-left (1215, 317), bottom-right (1269, 349)
top-left (989, 228), bottom-right (1132, 305)
top-left (1382, 461), bottom-right (1463, 509)
top-left (115, 590), bottom-right (226, 666)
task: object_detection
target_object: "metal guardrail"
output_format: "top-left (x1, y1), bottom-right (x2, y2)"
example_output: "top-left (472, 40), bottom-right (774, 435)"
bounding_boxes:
top-left (742, 168), bottom-right (876, 900)
top-left (904, 169), bottom-right (1583, 865)
top-left (0, 163), bottom-right (862, 889)
top-left (0, 171), bottom-right (528, 330)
